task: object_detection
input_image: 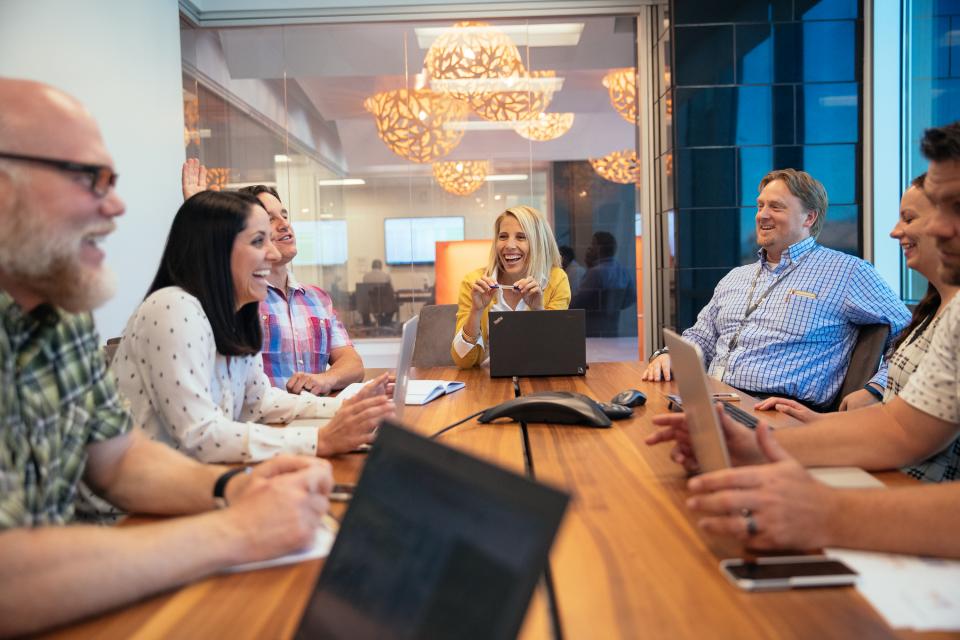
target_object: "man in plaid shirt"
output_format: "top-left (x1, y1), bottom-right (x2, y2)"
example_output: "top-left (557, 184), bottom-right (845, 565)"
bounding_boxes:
top-left (238, 185), bottom-right (364, 395)
top-left (182, 164), bottom-right (365, 396)
top-left (648, 121), bottom-right (960, 557)
top-left (0, 79), bottom-right (333, 636)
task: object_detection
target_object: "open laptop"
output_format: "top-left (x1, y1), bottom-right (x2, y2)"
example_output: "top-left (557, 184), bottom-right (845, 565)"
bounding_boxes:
top-left (488, 309), bottom-right (586, 378)
top-left (294, 421), bottom-right (569, 640)
top-left (392, 315), bottom-right (418, 419)
top-left (663, 329), bottom-right (732, 473)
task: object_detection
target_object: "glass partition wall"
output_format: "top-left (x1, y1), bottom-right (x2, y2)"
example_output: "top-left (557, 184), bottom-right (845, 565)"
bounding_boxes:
top-left (180, 15), bottom-right (646, 364)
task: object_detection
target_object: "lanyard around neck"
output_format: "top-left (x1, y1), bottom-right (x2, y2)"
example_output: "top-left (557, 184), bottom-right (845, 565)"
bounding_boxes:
top-left (727, 247), bottom-right (817, 353)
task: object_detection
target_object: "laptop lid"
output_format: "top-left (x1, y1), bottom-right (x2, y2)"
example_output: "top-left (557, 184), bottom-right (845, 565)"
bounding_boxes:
top-left (488, 309), bottom-right (586, 378)
top-left (392, 315), bottom-right (419, 418)
top-left (662, 329), bottom-right (731, 473)
top-left (295, 421), bottom-right (569, 640)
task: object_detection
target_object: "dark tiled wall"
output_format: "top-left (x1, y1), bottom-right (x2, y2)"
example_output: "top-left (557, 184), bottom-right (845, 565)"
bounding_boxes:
top-left (670, 0), bottom-right (863, 329)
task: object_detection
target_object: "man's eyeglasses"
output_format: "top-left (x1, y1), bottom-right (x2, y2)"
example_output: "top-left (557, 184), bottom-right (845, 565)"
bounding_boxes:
top-left (0, 151), bottom-right (118, 197)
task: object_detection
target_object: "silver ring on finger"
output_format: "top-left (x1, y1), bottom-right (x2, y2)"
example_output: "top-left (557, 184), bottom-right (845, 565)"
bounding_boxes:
top-left (741, 508), bottom-right (759, 536)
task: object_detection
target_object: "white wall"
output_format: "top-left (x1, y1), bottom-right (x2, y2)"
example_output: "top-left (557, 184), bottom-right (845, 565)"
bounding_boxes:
top-left (0, 0), bottom-right (186, 337)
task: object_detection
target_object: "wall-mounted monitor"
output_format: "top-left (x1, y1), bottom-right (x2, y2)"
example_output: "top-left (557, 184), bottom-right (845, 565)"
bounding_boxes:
top-left (291, 219), bottom-right (348, 266)
top-left (385, 216), bottom-right (465, 265)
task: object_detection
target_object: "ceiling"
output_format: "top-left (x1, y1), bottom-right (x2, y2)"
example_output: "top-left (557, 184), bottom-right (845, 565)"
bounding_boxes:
top-left (209, 15), bottom-right (639, 176)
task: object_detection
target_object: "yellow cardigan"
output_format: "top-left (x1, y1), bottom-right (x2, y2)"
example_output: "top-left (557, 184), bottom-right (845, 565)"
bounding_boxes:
top-left (450, 266), bottom-right (571, 368)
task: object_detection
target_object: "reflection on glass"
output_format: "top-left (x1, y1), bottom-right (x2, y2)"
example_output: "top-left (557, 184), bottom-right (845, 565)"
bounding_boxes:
top-left (180, 13), bottom-right (643, 362)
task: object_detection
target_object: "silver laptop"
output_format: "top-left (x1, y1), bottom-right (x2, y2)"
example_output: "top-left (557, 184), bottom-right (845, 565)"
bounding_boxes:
top-left (392, 315), bottom-right (419, 419)
top-left (663, 329), bottom-right (731, 473)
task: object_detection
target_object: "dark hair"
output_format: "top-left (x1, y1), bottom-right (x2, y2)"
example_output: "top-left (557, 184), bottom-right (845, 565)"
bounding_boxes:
top-left (371, 259), bottom-right (383, 270)
top-left (148, 190), bottom-right (265, 356)
top-left (920, 121), bottom-right (960, 162)
top-left (558, 245), bottom-right (575, 262)
top-left (237, 184), bottom-right (282, 202)
top-left (892, 172), bottom-right (939, 353)
top-left (592, 231), bottom-right (617, 258)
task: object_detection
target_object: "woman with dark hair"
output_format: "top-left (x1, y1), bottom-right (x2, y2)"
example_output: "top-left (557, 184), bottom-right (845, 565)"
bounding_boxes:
top-left (113, 191), bottom-right (392, 463)
top-left (757, 175), bottom-right (960, 479)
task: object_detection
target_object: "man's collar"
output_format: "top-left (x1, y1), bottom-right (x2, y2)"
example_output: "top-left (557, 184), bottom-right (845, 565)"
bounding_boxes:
top-left (0, 290), bottom-right (62, 330)
top-left (268, 266), bottom-right (305, 294)
top-left (757, 236), bottom-right (817, 267)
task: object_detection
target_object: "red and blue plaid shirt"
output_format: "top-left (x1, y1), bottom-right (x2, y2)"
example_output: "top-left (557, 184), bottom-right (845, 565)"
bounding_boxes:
top-left (260, 272), bottom-right (352, 389)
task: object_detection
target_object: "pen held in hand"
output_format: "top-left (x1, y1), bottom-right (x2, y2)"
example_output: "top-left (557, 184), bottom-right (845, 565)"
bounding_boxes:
top-left (488, 283), bottom-right (522, 290)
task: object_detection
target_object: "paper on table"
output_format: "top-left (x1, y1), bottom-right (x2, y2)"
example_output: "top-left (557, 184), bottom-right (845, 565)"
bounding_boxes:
top-left (808, 466), bottom-right (886, 489)
top-left (826, 548), bottom-right (960, 631)
top-left (223, 523), bottom-right (336, 574)
top-left (338, 379), bottom-right (464, 406)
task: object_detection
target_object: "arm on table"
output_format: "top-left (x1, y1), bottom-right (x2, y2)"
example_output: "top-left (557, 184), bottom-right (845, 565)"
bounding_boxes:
top-left (0, 443), bottom-right (331, 637)
top-left (287, 345), bottom-right (364, 395)
top-left (686, 422), bottom-right (960, 557)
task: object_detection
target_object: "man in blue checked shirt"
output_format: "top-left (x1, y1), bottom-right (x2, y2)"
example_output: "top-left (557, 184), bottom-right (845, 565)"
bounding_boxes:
top-left (643, 168), bottom-right (910, 410)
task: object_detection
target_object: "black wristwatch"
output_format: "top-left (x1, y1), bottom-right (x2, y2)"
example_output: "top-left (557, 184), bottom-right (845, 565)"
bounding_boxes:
top-left (213, 466), bottom-right (252, 509)
top-left (649, 346), bottom-right (669, 362)
top-left (863, 384), bottom-right (884, 401)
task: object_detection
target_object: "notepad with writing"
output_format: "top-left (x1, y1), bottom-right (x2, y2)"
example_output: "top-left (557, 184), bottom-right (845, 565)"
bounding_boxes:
top-left (337, 379), bottom-right (465, 406)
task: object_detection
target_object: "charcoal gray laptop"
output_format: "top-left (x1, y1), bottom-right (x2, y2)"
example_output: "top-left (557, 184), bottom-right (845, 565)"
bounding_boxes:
top-left (294, 421), bottom-right (569, 640)
top-left (488, 308), bottom-right (586, 378)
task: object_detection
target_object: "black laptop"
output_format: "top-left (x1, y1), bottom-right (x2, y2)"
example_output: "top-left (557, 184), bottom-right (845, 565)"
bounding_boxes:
top-left (294, 422), bottom-right (569, 640)
top-left (488, 309), bottom-right (586, 378)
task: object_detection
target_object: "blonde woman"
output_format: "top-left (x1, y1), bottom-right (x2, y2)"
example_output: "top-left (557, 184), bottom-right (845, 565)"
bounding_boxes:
top-left (451, 205), bottom-right (571, 368)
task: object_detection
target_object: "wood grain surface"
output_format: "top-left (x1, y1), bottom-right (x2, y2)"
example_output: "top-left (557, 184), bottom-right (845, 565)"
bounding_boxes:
top-left (38, 362), bottom-right (954, 640)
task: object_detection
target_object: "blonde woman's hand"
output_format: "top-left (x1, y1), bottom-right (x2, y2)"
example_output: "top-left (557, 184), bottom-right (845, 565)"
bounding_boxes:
top-left (469, 275), bottom-right (499, 310)
top-left (514, 276), bottom-right (544, 310)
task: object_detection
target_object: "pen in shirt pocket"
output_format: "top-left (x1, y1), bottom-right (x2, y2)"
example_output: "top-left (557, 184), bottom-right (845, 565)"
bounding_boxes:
top-left (786, 289), bottom-right (818, 301)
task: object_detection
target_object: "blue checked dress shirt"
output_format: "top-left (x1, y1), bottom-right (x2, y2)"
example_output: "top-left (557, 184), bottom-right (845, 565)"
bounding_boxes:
top-left (682, 237), bottom-right (910, 406)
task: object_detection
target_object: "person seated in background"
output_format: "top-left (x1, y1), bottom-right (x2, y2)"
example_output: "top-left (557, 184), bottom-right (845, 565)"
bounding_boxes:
top-left (569, 231), bottom-right (636, 337)
top-left (451, 205), bottom-right (571, 368)
top-left (756, 174), bottom-right (960, 481)
top-left (0, 79), bottom-right (332, 636)
top-left (559, 245), bottom-right (586, 296)
top-left (642, 168), bottom-right (910, 411)
top-left (361, 258), bottom-right (394, 326)
top-left (645, 122), bottom-right (960, 557)
top-left (182, 162), bottom-right (363, 396)
top-left (113, 190), bottom-right (394, 464)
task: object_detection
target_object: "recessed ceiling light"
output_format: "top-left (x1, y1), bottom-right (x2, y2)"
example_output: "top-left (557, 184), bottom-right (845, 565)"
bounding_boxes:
top-left (274, 154), bottom-right (291, 163)
top-left (317, 178), bottom-right (366, 186)
top-left (485, 174), bottom-right (528, 182)
top-left (415, 23), bottom-right (585, 49)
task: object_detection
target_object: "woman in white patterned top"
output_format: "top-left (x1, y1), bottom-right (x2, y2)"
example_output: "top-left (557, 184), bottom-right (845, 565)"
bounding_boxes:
top-left (756, 175), bottom-right (959, 443)
top-left (114, 191), bottom-right (394, 464)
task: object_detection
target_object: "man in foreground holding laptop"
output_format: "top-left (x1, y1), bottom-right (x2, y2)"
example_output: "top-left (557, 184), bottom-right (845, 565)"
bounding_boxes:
top-left (0, 79), bottom-right (333, 636)
top-left (642, 169), bottom-right (909, 411)
top-left (646, 122), bottom-right (960, 558)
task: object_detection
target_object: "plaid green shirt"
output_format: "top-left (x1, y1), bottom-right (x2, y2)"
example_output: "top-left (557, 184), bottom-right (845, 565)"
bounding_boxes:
top-left (0, 292), bottom-right (132, 528)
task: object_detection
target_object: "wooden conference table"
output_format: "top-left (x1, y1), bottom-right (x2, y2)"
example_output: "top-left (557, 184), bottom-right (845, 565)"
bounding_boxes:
top-left (43, 362), bottom-right (954, 640)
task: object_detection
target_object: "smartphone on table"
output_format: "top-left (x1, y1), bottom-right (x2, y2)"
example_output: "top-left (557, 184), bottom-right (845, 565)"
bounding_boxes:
top-left (720, 555), bottom-right (858, 591)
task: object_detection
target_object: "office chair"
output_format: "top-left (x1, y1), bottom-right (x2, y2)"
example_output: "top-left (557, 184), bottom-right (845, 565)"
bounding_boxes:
top-left (410, 304), bottom-right (458, 367)
top-left (828, 323), bottom-right (890, 411)
top-left (356, 282), bottom-right (399, 333)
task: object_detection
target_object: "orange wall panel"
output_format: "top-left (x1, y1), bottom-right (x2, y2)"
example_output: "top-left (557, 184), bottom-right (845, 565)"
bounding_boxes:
top-left (435, 240), bottom-right (491, 305)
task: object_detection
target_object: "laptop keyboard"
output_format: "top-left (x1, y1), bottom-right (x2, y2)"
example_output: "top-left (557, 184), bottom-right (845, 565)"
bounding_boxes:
top-left (722, 403), bottom-right (759, 429)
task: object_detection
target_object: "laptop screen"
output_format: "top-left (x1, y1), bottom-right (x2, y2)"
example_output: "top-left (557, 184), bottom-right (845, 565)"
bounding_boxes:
top-left (294, 422), bottom-right (568, 640)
